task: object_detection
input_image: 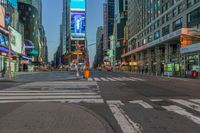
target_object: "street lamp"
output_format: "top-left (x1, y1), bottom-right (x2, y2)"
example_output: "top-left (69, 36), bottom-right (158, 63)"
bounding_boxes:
top-left (8, 26), bottom-right (12, 80)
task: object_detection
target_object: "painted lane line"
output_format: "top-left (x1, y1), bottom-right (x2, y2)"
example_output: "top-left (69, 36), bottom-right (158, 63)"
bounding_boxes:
top-left (123, 77), bottom-right (136, 81)
top-left (106, 77), bottom-right (116, 81)
top-left (162, 105), bottom-right (200, 125)
top-left (120, 77), bottom-right (131, 81)
top-left (94, 77), bottom-right (101, 81)
top-left (107, 100), bottom-right (124, 106)
top-left (150, 99), bottom-right (164, 102)
top-left (130, 77), bottom-right (145, 81)
top-left (88, 78), bottom-right (93, 81)
top-left (0, 92), bottom-right (98, 96)
top-left (100, 77), bottom-right (109, 81)
top-left (129, 100), bottom-right (153, 109)
top-left (0, 99), bottom-right (104, 104)
top-left (112, 77), bottom-right (123, 81)
top-left (170, 99), bottom-right (200, 113)
top-left (0, 95), bottom-right (102, 100)
top-left (108, 102), bottom-right (142, 133)
top-left (0, 90), bottom-right (97, 93)
top-left (190, 99), bottom-right (200, 105)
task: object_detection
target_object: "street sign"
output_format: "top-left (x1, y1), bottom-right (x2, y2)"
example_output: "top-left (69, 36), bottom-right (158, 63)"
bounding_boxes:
top-left (72, 51), bottom-right (82, 55)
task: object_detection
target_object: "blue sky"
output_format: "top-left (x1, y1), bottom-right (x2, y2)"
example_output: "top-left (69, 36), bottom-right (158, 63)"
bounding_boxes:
top-left (42, 0), bottom-right (104, 64)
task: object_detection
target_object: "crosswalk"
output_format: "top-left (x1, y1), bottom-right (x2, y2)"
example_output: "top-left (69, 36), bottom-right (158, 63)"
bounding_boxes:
top-left (107, 98), bottom-right (200, 133)
top-left (0, 90), bottom-right (104, 104)
top-left (88, 77), bottom-right (145, 82)
top-left (0, 81), bottom-right (104, 104)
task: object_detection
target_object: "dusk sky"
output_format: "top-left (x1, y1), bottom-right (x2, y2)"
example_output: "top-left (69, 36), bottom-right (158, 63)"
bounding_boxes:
top-left (42, 0), bottom-right (104, 65)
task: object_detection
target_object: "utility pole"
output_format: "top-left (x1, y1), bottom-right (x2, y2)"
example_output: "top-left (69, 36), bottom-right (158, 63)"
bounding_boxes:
top-left (8, 27), bottom-right (12, 80)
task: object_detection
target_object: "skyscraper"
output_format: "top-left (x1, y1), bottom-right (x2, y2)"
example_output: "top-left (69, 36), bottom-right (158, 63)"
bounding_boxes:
top-left (32, 0), bottom-right (42, 25)
top-left (62, 0), bottom-right (87, 65)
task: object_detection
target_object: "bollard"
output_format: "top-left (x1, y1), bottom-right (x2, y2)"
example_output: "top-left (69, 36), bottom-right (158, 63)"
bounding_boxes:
top-left (84, 69), bottom-right (90, 79)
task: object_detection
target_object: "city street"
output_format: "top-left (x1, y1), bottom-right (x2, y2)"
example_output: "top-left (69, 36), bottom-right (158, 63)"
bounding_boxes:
top-left (0, 70), bottom-right (200, 133)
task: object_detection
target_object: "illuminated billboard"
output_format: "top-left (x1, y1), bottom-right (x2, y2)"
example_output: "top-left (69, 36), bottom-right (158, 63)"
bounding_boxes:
top-left (71, 11), bottom-right (86, 39)
top-left (70, 0), bottom-right (85, 11)
top-left (8, 0), bottom-right (17, 8)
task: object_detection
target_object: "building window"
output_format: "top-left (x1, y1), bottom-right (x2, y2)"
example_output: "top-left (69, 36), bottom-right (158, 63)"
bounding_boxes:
top-left (162, 25), bottom-right (170, 36)
top-left (187, 7), bottom-right (200, 28)
top-left (162, 16), bottom-right (165, 24)
top-left (154, 31), bottom-right (160, 40)
top-left (172, 0), bottom-right (178, 5)
top-left (173, 8), bottom-right (177, 17)
top-left (166, 13), bottom-right (170, 21)
top-left (187, 0), bottom-right (194, 8)
top-left (178, 4), bottom-right (183, 14)
top-left (173, 18), bottom-right (183, 31)
top-left (148, 34), bottom-right (153, 42)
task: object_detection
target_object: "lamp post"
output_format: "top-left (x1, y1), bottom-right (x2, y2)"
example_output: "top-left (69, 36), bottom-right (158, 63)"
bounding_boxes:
top-left (8, 26), bottom-right (12, 80)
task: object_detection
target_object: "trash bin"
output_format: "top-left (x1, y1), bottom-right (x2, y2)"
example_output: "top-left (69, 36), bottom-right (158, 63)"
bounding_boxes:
top-left (84, 69), bottom-right (90, 79)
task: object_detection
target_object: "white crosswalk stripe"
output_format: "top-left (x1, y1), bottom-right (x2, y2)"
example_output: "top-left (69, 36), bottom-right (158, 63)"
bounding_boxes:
top-left (100, 77), bottom-right (109, 81)
top-left (0, 89), bottom-right (104, 104)
top-left (93, 77), bottom-right (101, 81)
top-left (106, 77), bottom-right (116, 81)
top-left (89, 77), bottom-right (145, 82)
top-left (162, 105), bottom-right (200, 125)
top-left (107, 99), bottom-right (200, 133)
top-left (170, 99), bottom-right (200, 113)
top-left (107, 100), bottom-right (142, 133)
top-left (129, 100), bottom-right (153, 109)
top-left (190, 99), bottom-right (200, 104)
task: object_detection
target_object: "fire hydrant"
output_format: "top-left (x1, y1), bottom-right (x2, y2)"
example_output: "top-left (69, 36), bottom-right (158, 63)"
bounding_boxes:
top-left (84, 68), bottom-right (90, 79)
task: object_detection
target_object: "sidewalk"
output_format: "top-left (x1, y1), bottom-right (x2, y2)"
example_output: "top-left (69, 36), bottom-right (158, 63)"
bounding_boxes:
top-left (114, 70), bottom-right (199, 81)
top-left (0, 102), bottom-right (112, 133)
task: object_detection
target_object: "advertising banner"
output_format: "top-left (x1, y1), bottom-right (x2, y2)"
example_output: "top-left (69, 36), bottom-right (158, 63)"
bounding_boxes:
top-left (70, 0), bottom-right (85, 11)
top-left (8, 0), bottom-right (17, 9)
top-left (0, 5), bottom-right (5, 28)
top-left (71, 11), bottom-right (86, 39)
top-left (9, 26), bottom-right (22, 54)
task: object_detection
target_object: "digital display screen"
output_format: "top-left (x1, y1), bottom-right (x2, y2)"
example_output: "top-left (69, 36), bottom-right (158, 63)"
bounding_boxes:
top-left (8, 0), bottom-right (17, 8)
top-left (70, 0), bottom-right (85, 11)
top-left (71, 11), bottom-right (86, 39)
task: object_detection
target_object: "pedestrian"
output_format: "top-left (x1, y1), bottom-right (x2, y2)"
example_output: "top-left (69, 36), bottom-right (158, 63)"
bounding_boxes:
top-left (2, 68), bottom-right (5, 77)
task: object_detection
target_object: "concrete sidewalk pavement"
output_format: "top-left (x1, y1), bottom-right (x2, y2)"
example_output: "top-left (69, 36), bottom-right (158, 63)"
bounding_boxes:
top-left (0, 102), bottom-right (113, 133)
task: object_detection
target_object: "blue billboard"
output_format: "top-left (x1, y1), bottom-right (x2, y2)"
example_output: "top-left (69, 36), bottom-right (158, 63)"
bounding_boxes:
top-left (71, 11), bottom-right (86, 39)
top-left (8, 0), bottom-right (17, 8)
top-left (70, 0), bottom-right (85, 11)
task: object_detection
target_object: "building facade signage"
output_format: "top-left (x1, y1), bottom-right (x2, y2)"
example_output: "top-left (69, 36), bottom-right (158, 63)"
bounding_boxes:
top-left (9, 26), bottom-right (22, 54)
top-left (180, 43), bottom-right (200, 54)
top-left (122, 29), bottom-right (182, 58)
top-left (0, 5), bottom-right (5, 28)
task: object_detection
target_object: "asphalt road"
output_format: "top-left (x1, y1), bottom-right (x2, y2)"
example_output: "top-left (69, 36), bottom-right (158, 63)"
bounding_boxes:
top-left (0, 70), bottom-right (200, 133)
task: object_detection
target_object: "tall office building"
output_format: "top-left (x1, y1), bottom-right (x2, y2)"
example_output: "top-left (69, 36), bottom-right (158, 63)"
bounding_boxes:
top-left (96, 26), bottom-right (104, 66)
top-left (32, 0), bottom-right (42, 25)
top-left (114, 0), bottom-right (128, 64)
top-left (62, 0), bottom-right (87, 65)
top-left (104, 0), bottom-right (115, 50)
top-left (122, 0), bottom-right (200, 77)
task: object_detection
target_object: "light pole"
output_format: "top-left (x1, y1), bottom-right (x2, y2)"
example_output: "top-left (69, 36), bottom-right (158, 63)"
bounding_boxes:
top-left (8, 26), bottom-right (12, 80)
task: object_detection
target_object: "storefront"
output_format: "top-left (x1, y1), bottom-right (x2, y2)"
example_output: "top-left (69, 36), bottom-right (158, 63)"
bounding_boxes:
top-left (19, 55), bottom-right (33, 72)
top-left (0, 45), bottom-right (16, 77)
top-left (181, 43), bottom-right (200, 78)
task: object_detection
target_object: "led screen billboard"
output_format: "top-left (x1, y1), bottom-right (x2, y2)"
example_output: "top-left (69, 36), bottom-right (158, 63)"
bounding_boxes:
top-left (70, 0), bottom-right (85, 11)
top-left (71, 11), bottom-right (86, 39)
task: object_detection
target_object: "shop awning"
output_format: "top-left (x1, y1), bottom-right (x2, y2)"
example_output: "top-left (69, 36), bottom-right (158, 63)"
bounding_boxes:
top-left (21, 55), bottom-right (33, 61)
top-left (0, 45), bottom-right (15, 54)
